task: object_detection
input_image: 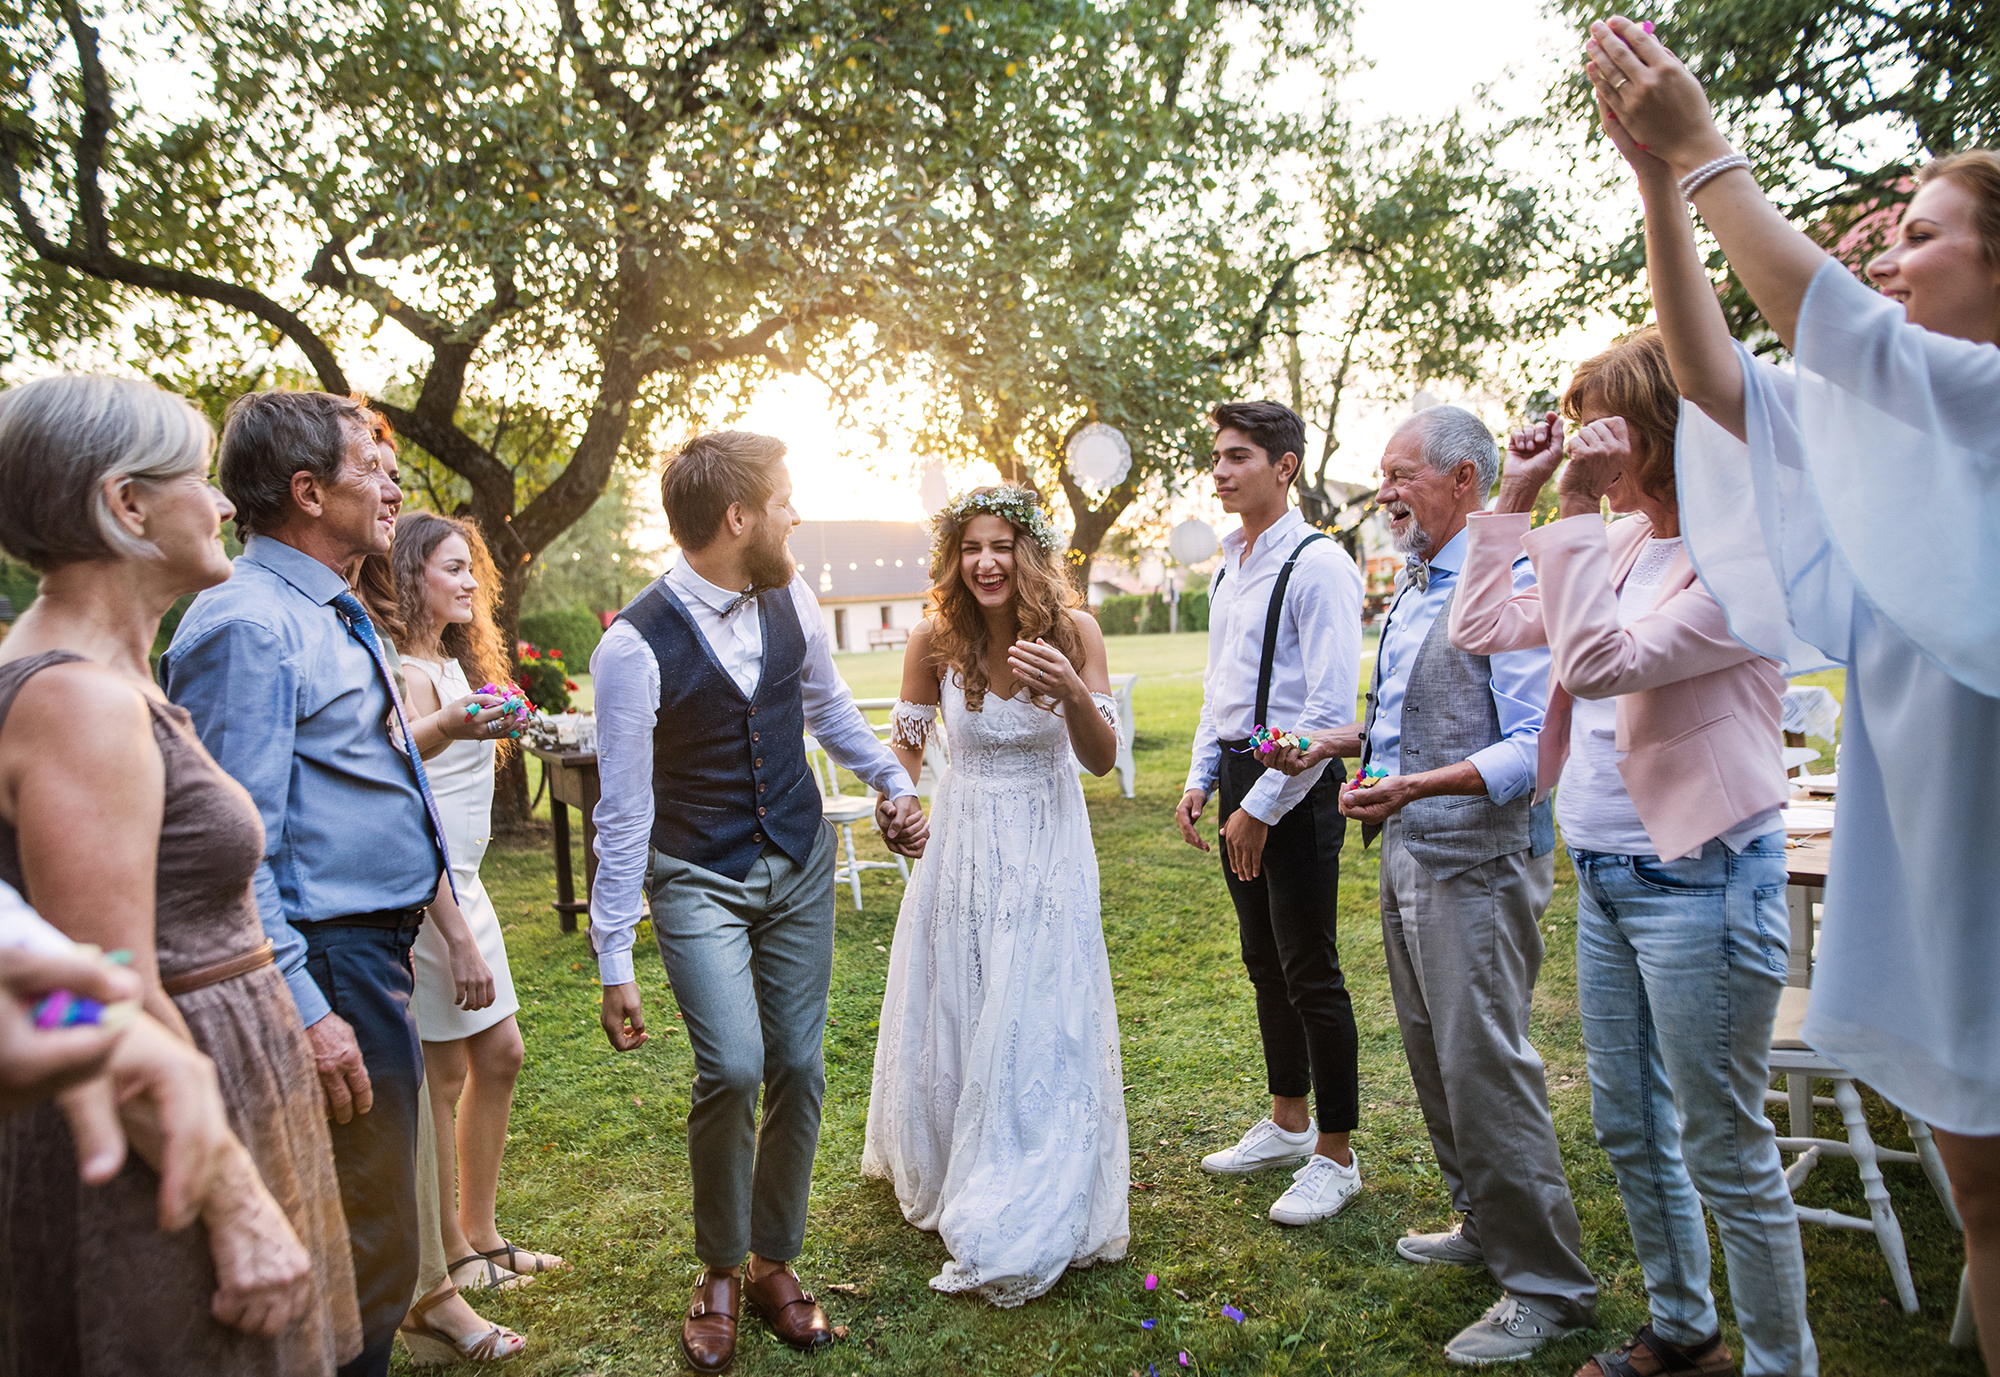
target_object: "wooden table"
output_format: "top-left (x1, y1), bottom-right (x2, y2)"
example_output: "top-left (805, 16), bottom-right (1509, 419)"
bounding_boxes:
top-left (527, 745), bottom-right (599, 933)
top-left (1784, 831), bottom-right (1834, 988)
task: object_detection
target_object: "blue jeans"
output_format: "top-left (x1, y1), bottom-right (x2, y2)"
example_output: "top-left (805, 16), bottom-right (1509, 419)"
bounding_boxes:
top-left (1571, 834), bottom-right (1817, 1377)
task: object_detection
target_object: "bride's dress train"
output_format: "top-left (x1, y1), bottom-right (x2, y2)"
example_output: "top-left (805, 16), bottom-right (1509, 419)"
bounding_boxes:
top-left (861, 678), bottom-right (1129, 1307)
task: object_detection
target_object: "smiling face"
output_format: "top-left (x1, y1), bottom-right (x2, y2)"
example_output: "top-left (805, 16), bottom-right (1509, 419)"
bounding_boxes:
top-left (422, 532), bottom-right (477, 629)
top-left (1375, 420), bottom-right (1471, 557)
top-left (314, 422), bottom-right (405, 562)
top-left (1867, 177), bottom-right (2000, 343)
top-left (958, 513), bottom-right (1018, 610)
top-left (136, 467), bottom-right (237, 594)
top-left (742, 459), bottom-right (801, 591)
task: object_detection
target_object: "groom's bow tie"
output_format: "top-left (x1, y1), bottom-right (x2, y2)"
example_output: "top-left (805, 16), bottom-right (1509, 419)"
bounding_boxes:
top-left (720, 588), bottom-right (759, 618)
top-left (1403, 553), bottom-right (1430, 594)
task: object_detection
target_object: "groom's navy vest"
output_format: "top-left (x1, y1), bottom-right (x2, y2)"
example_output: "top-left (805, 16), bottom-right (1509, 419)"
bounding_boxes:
top-left (616, 581), bottom-right (821, 881)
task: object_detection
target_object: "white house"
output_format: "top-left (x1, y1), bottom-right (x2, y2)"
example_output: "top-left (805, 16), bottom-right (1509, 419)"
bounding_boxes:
top-left (792, 520), bottom-right (934, 653)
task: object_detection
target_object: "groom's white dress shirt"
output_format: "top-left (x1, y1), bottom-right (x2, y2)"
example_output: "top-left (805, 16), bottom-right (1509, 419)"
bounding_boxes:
top-left (1185, 507), bottom-right (1365, 825)
top-left (589, 561), bottom-right (915, 986)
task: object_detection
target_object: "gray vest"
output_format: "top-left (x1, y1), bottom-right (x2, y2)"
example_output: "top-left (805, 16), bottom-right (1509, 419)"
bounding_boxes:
top-left (1362, 582), bottom-right (1554, 880)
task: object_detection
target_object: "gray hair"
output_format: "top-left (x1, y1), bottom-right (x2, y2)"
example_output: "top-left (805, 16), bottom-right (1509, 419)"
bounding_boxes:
top-left (0, 375), bottom-right (214, 571)
top-left (219, 390), bottom-right (375, 540)
top-left (1415, 405), bottom-right (1500, 495)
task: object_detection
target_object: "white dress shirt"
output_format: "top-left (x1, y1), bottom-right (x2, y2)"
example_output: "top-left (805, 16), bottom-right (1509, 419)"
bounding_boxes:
top-left (1367, 525), bottom-right (1548, 803)
top-left (1185, 508), bottom-right (1365, 824)
top-left (589, 563), bottom-right (916, 985)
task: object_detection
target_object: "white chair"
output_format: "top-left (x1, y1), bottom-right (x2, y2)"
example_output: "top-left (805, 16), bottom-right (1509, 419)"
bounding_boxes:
top-left (1100, 673), bottom-right (1137, 799)
top-left (1767, 986), bottom-right (1962, 1316)
top-left (805, 735), bottom-right (907, 910)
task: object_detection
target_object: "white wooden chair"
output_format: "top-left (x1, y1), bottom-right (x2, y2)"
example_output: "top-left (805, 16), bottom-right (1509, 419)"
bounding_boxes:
top-left (805, 735), bottom-right (906, 910)
top-left (1102, 673), bottom-right (1138, 798)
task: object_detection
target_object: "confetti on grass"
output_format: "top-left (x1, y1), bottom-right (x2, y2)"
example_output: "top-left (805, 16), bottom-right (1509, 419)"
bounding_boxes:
top-left (1141, 1319), bottom-right (1155, 1330)
top-left (1144, 1274), bottom-right (1158, 1291)
top-left (1221, 1305), bottom-right (1245, 1323)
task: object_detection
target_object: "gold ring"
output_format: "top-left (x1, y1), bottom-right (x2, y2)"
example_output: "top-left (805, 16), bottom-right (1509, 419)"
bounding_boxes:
top-left (1613, 77), bottom-right (1629, 89)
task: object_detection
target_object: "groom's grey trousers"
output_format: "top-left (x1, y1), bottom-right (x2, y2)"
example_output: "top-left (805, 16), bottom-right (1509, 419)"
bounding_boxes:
top-left (1379, 815), bottom-right (1597, 1326)
top-left (648, 822), bottom-right (837, 1268)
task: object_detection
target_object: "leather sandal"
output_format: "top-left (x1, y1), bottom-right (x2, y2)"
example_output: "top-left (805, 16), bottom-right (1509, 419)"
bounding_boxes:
top-left (681, 1269), bottom-right (739, 1374)
top-left (448, 1253), bottom-right (527, 1292)
top-left (478, 1237), bottom-right (569, 1276)
top-left (743, 1264), bottom-right (834, 1352)
top-left (1575, 1324), bottom-right (1734, 1377)
top-left (399, 1282), bottom-right (527, 1367)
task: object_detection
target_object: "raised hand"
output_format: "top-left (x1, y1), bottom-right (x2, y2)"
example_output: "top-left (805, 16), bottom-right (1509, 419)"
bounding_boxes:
top-left (1264, 724), bottom-right (1364, 776)
top-left (1497, 412), bottom-right (1564, 514)
top-left (1584, 17), bottom-right (1734, 178)
top-left (1006, 637), bottom-right (1085, 707)
top-left (1559, 415), bottom-right (1633, 515)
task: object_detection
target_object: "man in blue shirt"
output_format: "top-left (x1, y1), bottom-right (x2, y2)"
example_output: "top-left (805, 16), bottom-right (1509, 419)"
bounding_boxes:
top-left (162, 390), bottom-right (444, 1377)
top-left (1281, 405), bottom-right (1594, 1366)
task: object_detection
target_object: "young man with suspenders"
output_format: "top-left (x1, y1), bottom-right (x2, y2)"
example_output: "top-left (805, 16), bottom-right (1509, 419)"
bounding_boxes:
top-left (1175, 400), bottom-right (1367, 1226)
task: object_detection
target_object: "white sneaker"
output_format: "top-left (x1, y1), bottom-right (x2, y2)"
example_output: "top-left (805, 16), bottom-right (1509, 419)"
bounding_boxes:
top-left (1396, 1221), bottom-right (1485, 1267)
top-left (1267, 1150), bottom-right (1362, 1225)
top-left (1443, 1296), bottom-right (1584, 1366)
top-left (1200, 1118), bottom-right (1316, 1175)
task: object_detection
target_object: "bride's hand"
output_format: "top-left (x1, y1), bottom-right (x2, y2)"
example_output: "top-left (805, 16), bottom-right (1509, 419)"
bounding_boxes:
top-left (1006, 638), bottom-right (1084, 707)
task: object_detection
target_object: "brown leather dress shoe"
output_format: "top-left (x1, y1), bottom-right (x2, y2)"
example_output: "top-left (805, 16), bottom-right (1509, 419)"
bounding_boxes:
top-left (743, 1265), bottom-right (834, 1352)
top-left (680, 1269), bottom-right (739, 1373)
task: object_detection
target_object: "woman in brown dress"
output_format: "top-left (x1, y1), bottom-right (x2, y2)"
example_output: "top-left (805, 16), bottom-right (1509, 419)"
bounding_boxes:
top-left (0, 375), bottom-right (362, 1374)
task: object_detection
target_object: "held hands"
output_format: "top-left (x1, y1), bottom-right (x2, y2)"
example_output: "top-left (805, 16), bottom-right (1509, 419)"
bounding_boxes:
top-left (601, 982), bottom-right (648, 1052)
top-left (1264, 724), bottom-right (1364, 777)
top-left (875, 793), bottom-right (929, 858)
top-left (1006, 637), bottom-right (1085, 707)
top-left (1497, 411), bottom-right (1565, 513)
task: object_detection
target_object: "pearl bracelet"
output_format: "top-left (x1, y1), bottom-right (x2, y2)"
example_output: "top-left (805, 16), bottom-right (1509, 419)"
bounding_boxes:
top-left (1678, 152), bottom-right (1752, 202)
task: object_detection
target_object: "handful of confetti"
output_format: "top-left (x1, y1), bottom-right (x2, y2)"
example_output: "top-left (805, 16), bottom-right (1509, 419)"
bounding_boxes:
top-left (1347, 764), bottom-right (1389, 790)
top-left (1245, 724), bottom-right (1312, 758)
top-left (32, 989), bottom-right (136, 1032)
top-left (466, 682), bottom-right (535, 740)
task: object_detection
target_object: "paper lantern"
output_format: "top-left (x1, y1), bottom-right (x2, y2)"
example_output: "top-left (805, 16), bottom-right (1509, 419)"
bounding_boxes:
top-left (1066, 423), bottom-right (1131, 490)
top-left (1167, 518), bottom-right (1219, 566)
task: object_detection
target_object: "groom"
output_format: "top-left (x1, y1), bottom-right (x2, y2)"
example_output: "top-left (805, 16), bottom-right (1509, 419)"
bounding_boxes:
top-left (591, 430), bottom-right (927, 1373)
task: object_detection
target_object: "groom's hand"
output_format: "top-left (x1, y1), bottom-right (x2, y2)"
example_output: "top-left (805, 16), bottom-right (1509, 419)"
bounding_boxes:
top-left (601, 983), bottom-right (648, 1052)
top-left (876, 794), bottom-right (928, 858)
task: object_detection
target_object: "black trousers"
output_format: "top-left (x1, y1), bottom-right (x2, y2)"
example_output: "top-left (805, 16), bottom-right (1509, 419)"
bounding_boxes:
top-left (1217, 746), bottom-right (1358, 1134)
top-left (302, 920), bottom-right (423, 1377)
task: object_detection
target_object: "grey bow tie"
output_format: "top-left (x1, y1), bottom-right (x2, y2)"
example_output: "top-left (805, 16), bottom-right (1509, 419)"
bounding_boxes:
top-left (720, 588), bottom-right (759, 618)
top-left (1404, 554), bottom-right (1430, 593)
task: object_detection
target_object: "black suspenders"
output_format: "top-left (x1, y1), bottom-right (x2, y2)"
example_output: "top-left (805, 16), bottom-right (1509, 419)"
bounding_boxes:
top-left (1214, 530), bottom-right (1332, 728)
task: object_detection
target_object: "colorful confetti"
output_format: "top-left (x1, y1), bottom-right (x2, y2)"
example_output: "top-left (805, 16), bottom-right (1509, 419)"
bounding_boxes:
top-left (1221, 1305), bottom-right (1245, 1324)
top-left (1141, 1319), bottom-right (1155, 1330)
top-left (1144, 1274), bottom-right (1158, 1291)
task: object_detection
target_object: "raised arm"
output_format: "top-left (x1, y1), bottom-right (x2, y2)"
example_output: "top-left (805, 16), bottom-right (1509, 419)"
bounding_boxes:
top-left (1587, 17), bottom-right (1832, 355)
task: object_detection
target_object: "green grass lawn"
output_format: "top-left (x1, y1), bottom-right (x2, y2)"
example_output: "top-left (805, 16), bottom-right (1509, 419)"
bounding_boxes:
top-left (452, 641), bottom-right (1968, 1377)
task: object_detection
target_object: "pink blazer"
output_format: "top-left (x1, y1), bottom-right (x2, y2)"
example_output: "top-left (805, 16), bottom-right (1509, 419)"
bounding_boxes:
top-left (1448, 511), bottom-right (1789, 861)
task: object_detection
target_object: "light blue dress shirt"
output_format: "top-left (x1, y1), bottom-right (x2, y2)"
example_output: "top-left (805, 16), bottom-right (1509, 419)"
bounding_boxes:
top-left (160, 534), bottom-right (444, 1027)
top-left (1368, 525), bottom-right (1549, 804)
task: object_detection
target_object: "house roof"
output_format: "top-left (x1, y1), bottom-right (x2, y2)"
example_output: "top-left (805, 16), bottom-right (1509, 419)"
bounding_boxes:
top-left (791, 521), bottom-right (934, 602)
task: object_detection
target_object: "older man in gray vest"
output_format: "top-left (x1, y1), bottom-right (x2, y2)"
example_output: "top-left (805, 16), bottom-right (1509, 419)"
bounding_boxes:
top-left (1279, 404), bottom-right (1594, 1366)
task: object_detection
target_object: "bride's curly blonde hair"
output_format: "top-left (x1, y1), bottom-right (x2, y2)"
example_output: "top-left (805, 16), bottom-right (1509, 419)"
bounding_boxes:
top-left (923, 485), bottom-right (1084, 712)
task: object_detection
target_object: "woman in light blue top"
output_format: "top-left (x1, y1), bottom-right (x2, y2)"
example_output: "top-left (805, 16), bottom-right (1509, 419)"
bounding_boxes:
top-left (1586, 16), bottom-right (2000, 1369)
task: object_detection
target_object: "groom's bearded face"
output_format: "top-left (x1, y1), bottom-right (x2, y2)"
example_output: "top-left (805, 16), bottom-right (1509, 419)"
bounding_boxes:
top-left (744, 507), bottom-right (796, 592)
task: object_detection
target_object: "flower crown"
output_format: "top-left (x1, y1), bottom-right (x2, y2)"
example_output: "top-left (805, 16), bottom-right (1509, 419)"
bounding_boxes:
top-left (934, 485), bottom-right (1064, 554)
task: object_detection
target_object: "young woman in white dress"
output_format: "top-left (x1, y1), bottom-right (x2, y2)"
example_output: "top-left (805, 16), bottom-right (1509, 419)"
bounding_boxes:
top-left (369, 512), bottom-right (567, 1294)
top-left (862, 485), bottom-right (1130, 1307)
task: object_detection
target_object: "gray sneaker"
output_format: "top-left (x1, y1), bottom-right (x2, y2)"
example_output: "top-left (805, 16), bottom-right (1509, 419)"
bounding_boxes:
top-left (1443, 1296), bottom-right (1583, 1366)
top-left (1395, 1221), bottom-right (1485, 1267)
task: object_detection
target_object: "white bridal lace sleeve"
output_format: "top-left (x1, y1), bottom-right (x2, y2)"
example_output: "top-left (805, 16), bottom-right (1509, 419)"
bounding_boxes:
top-left (890, 699), bottom-right (938, 749)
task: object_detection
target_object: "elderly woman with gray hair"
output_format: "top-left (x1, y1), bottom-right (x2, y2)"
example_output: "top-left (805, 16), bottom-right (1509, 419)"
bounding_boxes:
top-left (0, 375), bottom-right (360, 1374)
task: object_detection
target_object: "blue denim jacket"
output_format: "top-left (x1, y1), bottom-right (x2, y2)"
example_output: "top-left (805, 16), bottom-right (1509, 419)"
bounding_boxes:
top-left (160, 535), bottom-right (443, 1026)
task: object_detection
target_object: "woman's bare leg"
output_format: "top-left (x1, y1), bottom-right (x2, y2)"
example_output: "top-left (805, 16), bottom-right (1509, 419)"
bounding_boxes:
top-left (456, 1017), bottom-right (537, 1259)
top-left (1935, 1127), bottom-right (2000, 1374)
top-left (422, 1037), bottom-right (474, 1263)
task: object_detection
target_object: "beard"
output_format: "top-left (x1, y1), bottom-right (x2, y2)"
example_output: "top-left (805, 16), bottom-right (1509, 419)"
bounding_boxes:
top-left (744, 515), bottom-right (796, 592)
top-left (1388, 508), bottom-right (1433, 557)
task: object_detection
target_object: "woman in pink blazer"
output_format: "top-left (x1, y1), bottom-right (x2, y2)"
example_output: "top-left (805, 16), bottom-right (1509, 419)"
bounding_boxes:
top-left (1450, 329), bottom-right (1813, 1377)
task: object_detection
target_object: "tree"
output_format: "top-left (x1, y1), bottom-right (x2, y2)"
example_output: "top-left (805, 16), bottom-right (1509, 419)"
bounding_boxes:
top-left (1240, 114), bottom-right (1570, 532)
top-left (0, 0), bottom-right (1238, 816)
top-left (859, 0), bottom-right (1348, 584)
top-left (1546, 0), bottom-right (2000, 334)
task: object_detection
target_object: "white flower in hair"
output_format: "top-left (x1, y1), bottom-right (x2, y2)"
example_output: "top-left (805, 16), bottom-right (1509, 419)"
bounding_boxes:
top-left (934, 486), bottom-right (1064, 554)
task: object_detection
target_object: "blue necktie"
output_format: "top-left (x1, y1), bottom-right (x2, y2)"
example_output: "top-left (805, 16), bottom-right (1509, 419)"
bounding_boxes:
top-left (331, 591), bottom-right (458, 903)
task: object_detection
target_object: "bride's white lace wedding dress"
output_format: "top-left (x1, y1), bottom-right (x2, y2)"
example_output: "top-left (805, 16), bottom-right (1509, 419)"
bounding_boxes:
top-left (861, 676), bottom-right (1130, 1307)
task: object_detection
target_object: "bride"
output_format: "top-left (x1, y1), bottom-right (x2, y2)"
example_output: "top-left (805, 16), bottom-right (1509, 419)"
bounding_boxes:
top-left (861, 485), bottom-right (1130, 1306)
